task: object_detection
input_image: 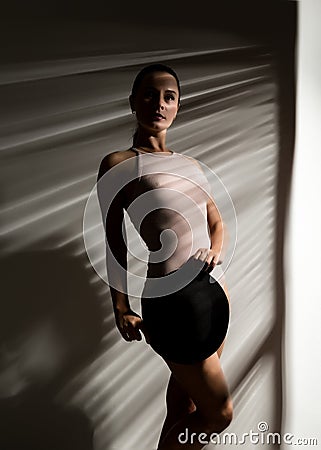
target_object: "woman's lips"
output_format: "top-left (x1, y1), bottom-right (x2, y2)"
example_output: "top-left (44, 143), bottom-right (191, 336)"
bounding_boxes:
top-left (152, 113), bottom-right (165, 120)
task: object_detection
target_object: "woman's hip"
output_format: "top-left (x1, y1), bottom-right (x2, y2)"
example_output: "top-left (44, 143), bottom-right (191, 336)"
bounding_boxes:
top-left (141, 270), bottom-right (230, 365)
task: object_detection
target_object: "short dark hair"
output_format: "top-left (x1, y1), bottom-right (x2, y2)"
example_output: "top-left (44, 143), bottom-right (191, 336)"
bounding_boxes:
top-left (130, 63), bottom-right (181, 102)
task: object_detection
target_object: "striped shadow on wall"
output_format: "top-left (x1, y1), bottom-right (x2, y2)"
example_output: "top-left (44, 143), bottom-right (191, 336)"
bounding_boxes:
top-left (0, 16), bottom-right (295, 450)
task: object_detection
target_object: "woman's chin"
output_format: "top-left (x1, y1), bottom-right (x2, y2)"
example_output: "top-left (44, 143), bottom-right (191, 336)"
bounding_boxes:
top-left (140, 121), bottom-right (171, 134)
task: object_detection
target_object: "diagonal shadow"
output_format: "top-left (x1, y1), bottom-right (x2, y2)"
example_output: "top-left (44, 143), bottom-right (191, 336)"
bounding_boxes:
top-left (0, 243), bottom-right (105, 450)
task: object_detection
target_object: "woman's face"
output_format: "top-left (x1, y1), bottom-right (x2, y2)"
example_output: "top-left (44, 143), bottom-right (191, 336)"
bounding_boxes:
top-left (131, 71), bottom-right (180, 134)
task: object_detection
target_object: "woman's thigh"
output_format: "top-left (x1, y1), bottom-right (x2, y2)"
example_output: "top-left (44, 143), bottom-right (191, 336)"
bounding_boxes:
top-left (164, 352), bottom-right (231, 422)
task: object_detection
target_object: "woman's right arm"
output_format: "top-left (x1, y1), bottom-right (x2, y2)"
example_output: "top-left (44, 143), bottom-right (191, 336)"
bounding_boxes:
top-left (97, 152), bottom-right (146, 342)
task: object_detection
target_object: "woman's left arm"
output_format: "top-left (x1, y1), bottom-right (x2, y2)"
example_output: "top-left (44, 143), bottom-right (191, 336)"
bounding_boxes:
top-left (193, 197), bottom-right (227, 269)
top-left (206, 197), bottom-right (227, 265)
top-left (188, 156), bottom-right (228, 268)
top-left (206, 199), bottom-right (224, 264)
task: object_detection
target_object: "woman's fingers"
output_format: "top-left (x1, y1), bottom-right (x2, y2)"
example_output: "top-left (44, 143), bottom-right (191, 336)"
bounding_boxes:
top-left (132, 322), bottom-right (143, 341)
top-left (120, 321), bottom-right (133, 341)
top-left (122, 315), bottom-right (144, 342)
top-left (121, 327), bottom-right (132, 341)
top-left (193, 248), bottom-right (221, 272)
top-left (193, 249), bottom-right (202, 260)
top-left (206, 252), bottom-right (215, 265)
top-left (194, 248), bottom-right (208, 261)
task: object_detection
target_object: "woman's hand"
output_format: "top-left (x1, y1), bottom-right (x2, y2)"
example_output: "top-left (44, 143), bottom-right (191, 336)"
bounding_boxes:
top-left (114, 308), bottom-right (150, 343)
top-left (193, 247), bottom-right (222, 272)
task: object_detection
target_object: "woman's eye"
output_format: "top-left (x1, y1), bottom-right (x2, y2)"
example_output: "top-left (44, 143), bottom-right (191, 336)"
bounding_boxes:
top-left (143, 91), bottom-right (176, 102)
top-left (144, 91), bottom-right (154, 99)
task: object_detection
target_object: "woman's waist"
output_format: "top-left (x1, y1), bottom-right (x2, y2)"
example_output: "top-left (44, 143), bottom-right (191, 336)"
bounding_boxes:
top-left (142, 256), bottom-right (225, 298)
top-left (141, 257), bottom-right (206, 298)
top-left (145, 256), bottom-right (190, 278)
top-left (145, 236), bottom-right (211, 276)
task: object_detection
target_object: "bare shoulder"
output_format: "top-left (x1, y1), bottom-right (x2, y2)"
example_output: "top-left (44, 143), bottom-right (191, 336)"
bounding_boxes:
top-left (183, 153), bottom-right (203, 170)
top-left (97, 148), bottom-right (136, 180)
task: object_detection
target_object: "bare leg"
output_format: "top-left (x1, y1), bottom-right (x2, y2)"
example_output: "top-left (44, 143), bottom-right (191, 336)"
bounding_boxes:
top-left (157, 352), bottom-right (233, 450)
top-left (158, 373), bottom-right (196, 446)
top-left (158, 333), bottom-right (229, 445)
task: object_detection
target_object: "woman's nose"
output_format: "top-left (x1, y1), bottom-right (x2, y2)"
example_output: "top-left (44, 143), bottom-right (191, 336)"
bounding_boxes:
top-left (155, 94), bottom-right (165, 110)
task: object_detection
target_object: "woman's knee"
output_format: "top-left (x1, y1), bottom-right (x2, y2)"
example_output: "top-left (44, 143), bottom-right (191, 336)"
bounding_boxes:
top-left (166, 375), bottom-right (196, 415)
top-left (186, 398), bottom-right (197, 414)
top-left (166, 394), bottom-right (196, 417)
top-left (220, 397), bottom-right (233, 429)
top-left (202, 397), bottom-right (233, 434)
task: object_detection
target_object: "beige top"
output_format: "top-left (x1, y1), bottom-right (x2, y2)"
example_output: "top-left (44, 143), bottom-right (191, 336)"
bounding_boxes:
top-left (125, 148), bottom-right (213, 279)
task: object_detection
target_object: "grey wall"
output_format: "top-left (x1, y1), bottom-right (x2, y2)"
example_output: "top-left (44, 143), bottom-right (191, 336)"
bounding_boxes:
top-left (283, 0), bottom-right (321, 448)
top-left (0, 3), bottom-right (296, 449)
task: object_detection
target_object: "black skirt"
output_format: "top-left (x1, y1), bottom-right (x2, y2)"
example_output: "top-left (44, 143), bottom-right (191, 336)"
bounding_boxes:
top-left (141, 269), bottom-right (230, 365)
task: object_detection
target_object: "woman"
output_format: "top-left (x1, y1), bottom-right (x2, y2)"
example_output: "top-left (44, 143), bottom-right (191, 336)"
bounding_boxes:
top-left (97, 64), bottom-right (233, 449)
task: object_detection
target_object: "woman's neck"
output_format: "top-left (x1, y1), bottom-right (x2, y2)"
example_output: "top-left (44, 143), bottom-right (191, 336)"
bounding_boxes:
top-left (133, 129), bottom-right (168, 152)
